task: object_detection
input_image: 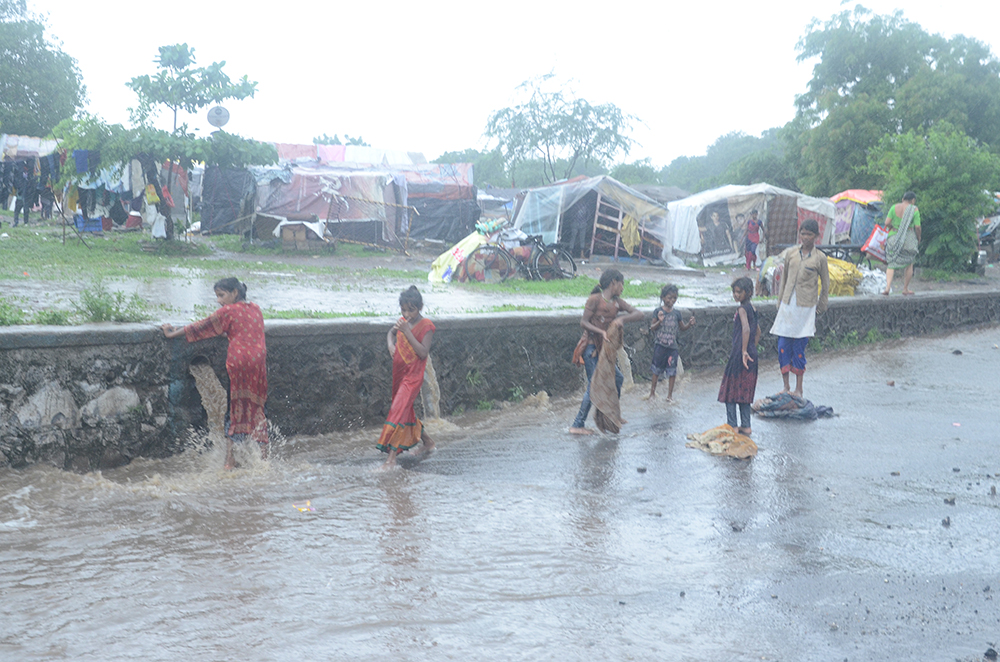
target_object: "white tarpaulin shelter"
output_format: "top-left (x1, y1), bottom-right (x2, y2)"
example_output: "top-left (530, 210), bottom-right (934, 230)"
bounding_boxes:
top-left (667, 183), bottom-right (836, 266)
top-left (513, 176), bottom-right (671, 261)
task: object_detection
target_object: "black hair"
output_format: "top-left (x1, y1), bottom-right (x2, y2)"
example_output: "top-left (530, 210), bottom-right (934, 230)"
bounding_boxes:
top-left (399, 285), bottom-right (423, 311)
top-left (800, 219), bottom-right (820, 235)
top-left (591, 268), bottom-right (625, 294)
top-left (732, 276), bottom-right (754, 300)
top-left (214, 277), bottom-right (247, 301)
top-left (903, 191), bottom-right (916, 202)
top-left (660, 284), bottom-right (679, 298)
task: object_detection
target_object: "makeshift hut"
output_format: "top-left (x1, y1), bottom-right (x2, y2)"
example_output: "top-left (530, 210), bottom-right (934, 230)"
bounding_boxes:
top-left (512, 176), bottom-right (669, 261)
top-left (393, 163), bottom-right (480, 244)
top-left (247, 163), bottom-right (407, 247)
top-left (667, 183), bottom-right (835, 266)
top-left (830, 189), bottom-right (884, 245)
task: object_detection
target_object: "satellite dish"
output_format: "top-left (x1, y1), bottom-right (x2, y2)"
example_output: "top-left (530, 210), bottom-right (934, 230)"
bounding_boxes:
top-left (207, 106), bottom-right (230, 128)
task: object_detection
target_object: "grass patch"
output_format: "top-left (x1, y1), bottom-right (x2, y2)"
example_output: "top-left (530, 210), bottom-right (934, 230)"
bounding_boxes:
top-left (0, 297), bottom-right (26, 325)
top-left (919, 268), bottom-right (981, 282)
top-left (74, 281), bottom-right (151, 322)
top-left (809, 327), bottom-right (899, 353)
top-left (453, 275), bottom-right (665, 299)
top-left (30, 309), bottom-right (74, 325)
top-left (259, 308), bottom-right (385, 320)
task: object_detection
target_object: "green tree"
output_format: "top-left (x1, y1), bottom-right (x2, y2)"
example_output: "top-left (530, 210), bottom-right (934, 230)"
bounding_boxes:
top-left (609, 158), bottom-right (660, 186)
top-left (720, 149), bottom-right (798, 191)
top-left (312, 133), bottom-right (369, 146)
top-left (127, 44), bottom-right (257, 131)
top-left (867, 123), bottom-right (1000, 271)
top-left (792, 6), bottom-right (1000, 194)
top-left (434, 148), bottom-right (508, 188)
top-left (485, 74), bottom-right (634, 186)
top-left (660, 129), bottom-right (783, 192)
top-left (0, 5), bottom-right (85, 136)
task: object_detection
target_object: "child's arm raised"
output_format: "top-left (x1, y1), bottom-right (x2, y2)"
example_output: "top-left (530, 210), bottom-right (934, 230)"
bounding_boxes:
top-left (680, 313), bottom-right (696, 331)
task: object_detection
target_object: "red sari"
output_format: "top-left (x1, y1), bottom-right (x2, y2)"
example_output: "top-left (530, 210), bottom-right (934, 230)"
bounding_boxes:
top-left (376, 318), bottom-right (435, 454)
top-left (185, 302), bottom-right (268, 444)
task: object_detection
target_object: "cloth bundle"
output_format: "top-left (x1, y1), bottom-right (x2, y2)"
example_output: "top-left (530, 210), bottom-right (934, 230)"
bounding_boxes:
top-left (591, 322), bottom-right (623, 434)
top-left (751, 392), bottom-right (833, 420)
top-left (685, 425), bottom-right (758, 459)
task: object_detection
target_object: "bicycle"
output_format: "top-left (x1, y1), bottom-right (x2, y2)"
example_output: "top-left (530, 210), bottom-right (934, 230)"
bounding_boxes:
top-left (460, 230), bottom-right (577, 283)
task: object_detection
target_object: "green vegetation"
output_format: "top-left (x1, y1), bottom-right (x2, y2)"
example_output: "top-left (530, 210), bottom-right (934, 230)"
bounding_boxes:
top-left (0, 297), bottom-right (25, 325)
top-left (508, 385), bottom-right (526, 402)
top-left (258, 308), bottom-right (383, 320)
top-left (74, 281), bottom-right (150, 323)
top-left (808, 327), bottom-right (899, 353)
top-left (476, 399), bottom-right (495, 411)
top-left (455, 275), bottom-right (664, 299)
top-left (30, 309), bottom-right (73, 325)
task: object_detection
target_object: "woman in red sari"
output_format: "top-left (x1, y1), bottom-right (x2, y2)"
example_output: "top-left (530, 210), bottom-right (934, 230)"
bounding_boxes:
top-left (162, 278), bottom-right (268, 470)
top-left (377, 286), bottom-right (436, 468)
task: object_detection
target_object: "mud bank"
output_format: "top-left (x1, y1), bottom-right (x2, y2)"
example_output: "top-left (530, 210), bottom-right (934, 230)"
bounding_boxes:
top-left (2, 290), bottom-right (998, 470)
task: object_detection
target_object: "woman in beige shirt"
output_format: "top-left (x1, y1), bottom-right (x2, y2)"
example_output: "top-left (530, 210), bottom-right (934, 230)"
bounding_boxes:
top-left (770, 219), bottom-right (830, 397)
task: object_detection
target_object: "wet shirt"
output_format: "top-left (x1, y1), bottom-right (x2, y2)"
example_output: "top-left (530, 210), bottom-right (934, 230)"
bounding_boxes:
top-left (583, 293), bottom-right (625, 347)
top-left (652, 307), bottom-right (682, 349)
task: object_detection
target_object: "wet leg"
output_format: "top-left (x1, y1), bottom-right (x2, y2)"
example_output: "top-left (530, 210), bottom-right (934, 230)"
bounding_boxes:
top-left (882, 268), bottom-right (894, 295)
top-left (902, 264), bottom-right (915, 295)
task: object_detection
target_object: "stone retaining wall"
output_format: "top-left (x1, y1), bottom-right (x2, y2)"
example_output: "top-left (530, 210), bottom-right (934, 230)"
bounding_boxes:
top-left (2, 291), bottom-right (998, 470)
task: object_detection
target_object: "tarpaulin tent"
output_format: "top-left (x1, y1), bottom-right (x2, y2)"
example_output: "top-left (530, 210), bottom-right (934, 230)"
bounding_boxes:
top-left (392, 163), bottom-right (479, 243)
top-left (249, 164), bottom-right (406, 246)
top-left (830, 189), bottom-right (884, 245)
top-left (201, 167), bottom-right (256, 235)
top-left (667, 183), bottom-right (835, 266)
top-left (512, 176), bottom-right (669, 261)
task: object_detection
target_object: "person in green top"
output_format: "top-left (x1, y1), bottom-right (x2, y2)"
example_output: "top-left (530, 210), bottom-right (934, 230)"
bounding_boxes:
top-left (882, 191), bottom-right (921, 296)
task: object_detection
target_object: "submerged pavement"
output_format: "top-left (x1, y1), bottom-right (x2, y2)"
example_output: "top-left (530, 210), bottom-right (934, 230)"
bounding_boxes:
top-left (1, 327), bottom-right (998, 661)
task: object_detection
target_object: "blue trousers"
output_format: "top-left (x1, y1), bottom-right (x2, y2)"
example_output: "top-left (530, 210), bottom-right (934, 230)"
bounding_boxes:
top-left (572, 344), bottom-right (623, 429)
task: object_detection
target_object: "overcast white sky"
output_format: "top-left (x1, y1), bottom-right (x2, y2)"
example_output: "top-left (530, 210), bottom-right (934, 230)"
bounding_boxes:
top-left (31, 0), bottom-right (1000, 168)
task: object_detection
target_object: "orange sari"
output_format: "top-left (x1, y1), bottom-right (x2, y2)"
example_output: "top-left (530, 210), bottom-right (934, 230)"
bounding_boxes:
top-left (376, 318), bottom-right (435, 454)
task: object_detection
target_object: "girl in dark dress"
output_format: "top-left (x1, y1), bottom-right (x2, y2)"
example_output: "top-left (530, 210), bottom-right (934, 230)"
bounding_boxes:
top-left (718, 277), bottom-right (761, 436)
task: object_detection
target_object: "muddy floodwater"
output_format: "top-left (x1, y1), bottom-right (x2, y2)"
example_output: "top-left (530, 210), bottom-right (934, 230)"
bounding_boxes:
top-left (2, 328), bottom-right (999, 661)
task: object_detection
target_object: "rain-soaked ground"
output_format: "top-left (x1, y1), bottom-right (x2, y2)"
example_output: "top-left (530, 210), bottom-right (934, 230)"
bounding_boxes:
top-left (2, 328), bottom-right (998, 661)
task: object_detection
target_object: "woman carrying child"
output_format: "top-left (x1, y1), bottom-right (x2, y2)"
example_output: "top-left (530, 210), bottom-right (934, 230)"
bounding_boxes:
top-left (377, 286), bottom-right (436, 468)
top-left (719, 277), bottom-right (761, 436)
top-left (162, 278), bottom-right (268, 470)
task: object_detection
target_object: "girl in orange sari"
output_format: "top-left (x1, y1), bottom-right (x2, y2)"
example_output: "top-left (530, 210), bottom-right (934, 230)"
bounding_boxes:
top-left (162, 278), bottom-right (268, 470)
top-left (377, 286), bottom-right (436, 468)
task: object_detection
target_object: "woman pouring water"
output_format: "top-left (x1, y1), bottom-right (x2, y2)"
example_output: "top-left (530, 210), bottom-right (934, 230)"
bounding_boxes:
top-left (162, 278), bottom-right (269, 470)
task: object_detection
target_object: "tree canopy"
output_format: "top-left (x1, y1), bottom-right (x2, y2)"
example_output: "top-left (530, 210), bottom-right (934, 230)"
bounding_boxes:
top-left (127, 43), bottom-right (257, 131)
top-left (867, 123), bottom-right (1000, 271)
top-left (485, 75), bottom-right (635, 186)
top-left (790, 5), bottom-right (1000, 195)
top-left (0, 5), bottom-right (85, 136)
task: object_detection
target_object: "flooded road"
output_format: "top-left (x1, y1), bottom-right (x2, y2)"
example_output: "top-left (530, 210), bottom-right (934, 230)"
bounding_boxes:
top-left (2, 328), bottom-right (998, 661)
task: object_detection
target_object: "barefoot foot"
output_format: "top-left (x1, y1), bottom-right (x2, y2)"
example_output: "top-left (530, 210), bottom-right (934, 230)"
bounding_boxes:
top-left (569, 427), bottom-right (595, 435)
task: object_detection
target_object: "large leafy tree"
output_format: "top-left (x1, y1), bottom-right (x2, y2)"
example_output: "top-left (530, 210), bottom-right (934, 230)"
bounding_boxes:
top-left (485, 75), bottom-right (634, 186)
top-left (433, 148), bottom-right (508, 188)
top-left (127, 43), bottom-right (257, 131)
top-left (791, 5), bottom-right (1000, 195)
top-left (660, 129), bottom-right (784, 192)
top-left (0, 2), bottom-right (85, 136)
top-left (867, 123), bottom-right (1000, 271)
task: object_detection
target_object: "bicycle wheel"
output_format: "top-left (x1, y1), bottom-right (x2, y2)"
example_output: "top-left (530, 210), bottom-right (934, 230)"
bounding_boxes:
top-left (461, 245), bottom-right (514, 283)
top-left (532, 245), bottom-right (577, 280)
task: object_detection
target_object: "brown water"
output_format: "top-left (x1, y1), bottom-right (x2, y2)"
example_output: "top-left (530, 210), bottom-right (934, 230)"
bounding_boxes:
top-left (2, 328), bottom-right (999, 661)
